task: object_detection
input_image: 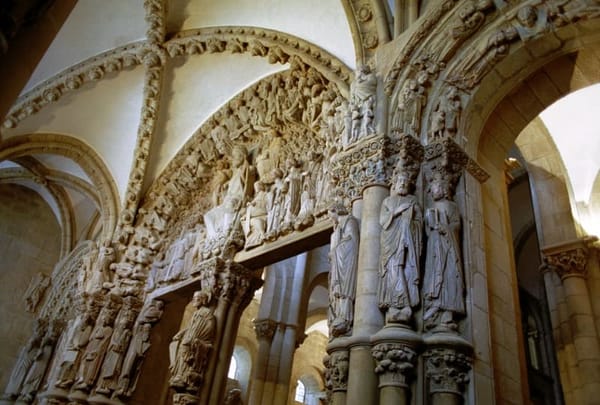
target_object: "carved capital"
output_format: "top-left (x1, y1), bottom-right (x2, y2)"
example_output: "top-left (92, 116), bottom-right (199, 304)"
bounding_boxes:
top-left (424, 136), bottom-right (488, 194)
top-left (173, 393), bottom-right (200, 405)
top-left (253, 319), bottom-right (278, 341)
top-left (544, 247), bottom-right (588, 280)
top-left (424, 347), bottom-right (472, 395)
top-left (331, 133), bottom-right (424, 201)
top-left (372, 342), bottom-right (418, 388)
top-left (328, 350), bottom-right (350, 392)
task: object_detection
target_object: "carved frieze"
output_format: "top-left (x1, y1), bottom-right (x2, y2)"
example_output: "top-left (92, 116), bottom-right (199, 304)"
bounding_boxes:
top-left (424, 347), bottom-right (472, 396)
top-left (372, 342), bottom-right (418, 388)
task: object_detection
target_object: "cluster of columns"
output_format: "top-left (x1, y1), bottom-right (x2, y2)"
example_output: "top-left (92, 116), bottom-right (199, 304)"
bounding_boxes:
top-left (326, 133), bottom-right (476, 405)
top-left (248, 254), bottom-right (309, 405)
top-left (169, 258), bottom-right (263, 405)
top-left (542, 240), bottom-right (600, 404)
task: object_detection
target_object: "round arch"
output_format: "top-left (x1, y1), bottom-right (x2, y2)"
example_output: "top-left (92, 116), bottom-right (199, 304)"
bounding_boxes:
top-left (0, 133), bottom-right (120, 242)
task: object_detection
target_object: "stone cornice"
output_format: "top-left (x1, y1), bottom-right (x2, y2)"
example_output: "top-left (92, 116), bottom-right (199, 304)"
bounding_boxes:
top-left (165, 26), bottom-right (352, 95)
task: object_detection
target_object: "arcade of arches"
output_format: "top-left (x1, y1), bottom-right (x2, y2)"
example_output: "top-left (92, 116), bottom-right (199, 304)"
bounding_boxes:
top-left (2, 1), bottom-right (600, 404)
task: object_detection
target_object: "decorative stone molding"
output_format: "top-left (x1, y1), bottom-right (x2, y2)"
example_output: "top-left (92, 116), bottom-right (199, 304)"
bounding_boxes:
top-left (166, 27), bottom-right (351, 95)
top-left (424, 136), bottom-right (489, 183)
top-left (543, 240), bottom-right (591, 280)
top-left (2, 43), bottom-right (145, 129)
top-left (253, 319), bottom-right (278, 341)
top-left (144, 0), bottom-right (166, 45)
top-left (341, 0), bottom-right (390, 63)
top-left (384, 0), bottom-right (459, 95)
top-left (331, 132), bottom-right (423, 202)
top-left (372, 342), bottom-right (418, 388)
top-left (424, 347), bottom-right (472, 396)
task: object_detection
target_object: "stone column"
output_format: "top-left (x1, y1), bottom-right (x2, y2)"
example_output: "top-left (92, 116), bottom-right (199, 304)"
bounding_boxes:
top-left (273, 253), bottom-right (308, 405)
top-left (248, 319), bottom-right (277, 405)
top-left (346, 183), bottom-right (386, 405)
top-left (544, 242), bottom-right (600, 404)
top-left (206, 261), bottom-right (263, 405)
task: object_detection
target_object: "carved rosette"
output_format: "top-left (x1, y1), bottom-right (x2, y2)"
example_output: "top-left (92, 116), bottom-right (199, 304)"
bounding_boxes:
top-left (331, 133), bottom-right (424, 201)
top-left (372, 342), bottom-right (418, 388)
top-left (424, 347), bottom-right (472, 395)
top-left (328, 350), bottom-right (350, 392)
top-left (253, 319), bottom-right (277, 341)
top-left (544, 247), bottom-right (588, 280)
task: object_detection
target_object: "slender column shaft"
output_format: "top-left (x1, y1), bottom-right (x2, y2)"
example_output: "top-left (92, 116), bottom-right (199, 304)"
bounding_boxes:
top-left (209, 300), bottom-right (243, 404)
top-left (199, 298), bottom-right (227, 405)
top-left (346, 186), bottom-right (386, 405)
top-left (562, 274), bottom-right (600, 402)
top-left (248, 338), bottom-right (271, 405)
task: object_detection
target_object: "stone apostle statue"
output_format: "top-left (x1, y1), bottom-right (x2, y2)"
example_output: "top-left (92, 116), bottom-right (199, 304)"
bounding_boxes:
top-left (328, 203), bottom-right (359, 338)
top-left (1, 319), bottom-right (47, 400)
top-left (169, 291), bottom-right (216, 394)
top-left (423, 173), bottom-right (465, 330)
top-left (378, 173), bottom-right (422, 324)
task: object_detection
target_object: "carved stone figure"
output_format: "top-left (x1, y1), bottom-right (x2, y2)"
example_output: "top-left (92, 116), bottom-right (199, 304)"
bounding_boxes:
top-left (24, 272), bottom-right (50, 313)
top-left (73, 304), bottom-right (119, 391)
top-left (86, 240), bottom-right (116, 294)
top-left (265, 168), bottom-right (285, 240)
top-left (19, 321), bottom-right (63, 402)
top-left (328, 203), bottom-right (359, 337)
top-left (282, 158), bottom-right (304, 232)
top-left (110, 299), bottom-right (163, 397)
top-left (378, 173), bottom-right (422, 324)
top-left (348, 65), bottom-right (377, 144)
top-left (204, 146), bottom-right (255, 240)
top-left (1, 319), bottom-right (47, 400)
top-left (54, 295), bottom-right (101, 389)
top-left (244, 181), bottom-right (268, 249)
top-left (423, 173), bottom-right (465, 330)
top-left (169, 291), bottom-right (216, 394)
top-left (164, 230), bottom-right (192, 283)
top-left (95, 308), bottom-right (136, 395)
top-left (430, 86), bottom-right (461, 140)
top-left (115, 323), bottom-right (151, 397)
